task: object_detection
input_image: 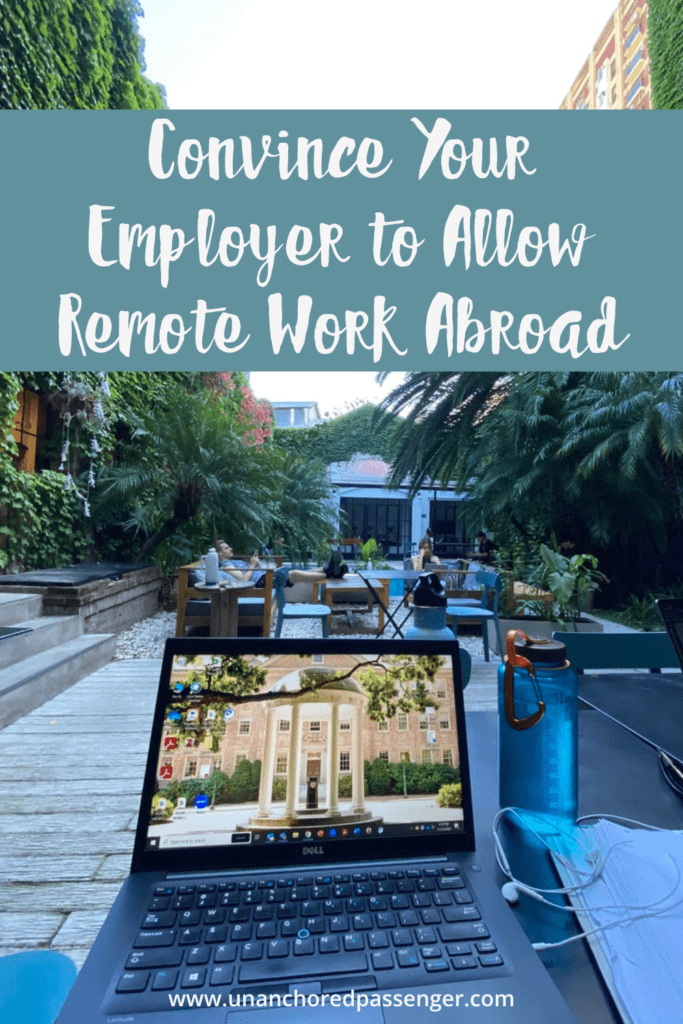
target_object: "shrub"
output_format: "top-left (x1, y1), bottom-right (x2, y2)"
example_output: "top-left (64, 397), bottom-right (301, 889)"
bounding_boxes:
top-left (436, 783), bottom-right (462, 808)
top-left (338, 774), bottom-right (353, 798)
top-left (271, 777), bottom-right (287, 801)
top-left (367, 758), bottom-right (392, 796)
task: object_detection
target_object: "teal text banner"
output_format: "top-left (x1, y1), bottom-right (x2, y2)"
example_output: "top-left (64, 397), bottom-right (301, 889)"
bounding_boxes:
top-left (1, 110), bottom-right (680, 370)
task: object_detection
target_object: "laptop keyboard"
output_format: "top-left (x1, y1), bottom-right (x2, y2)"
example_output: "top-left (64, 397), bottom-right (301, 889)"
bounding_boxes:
top-left (107, 863), bottom-right (506, 1012)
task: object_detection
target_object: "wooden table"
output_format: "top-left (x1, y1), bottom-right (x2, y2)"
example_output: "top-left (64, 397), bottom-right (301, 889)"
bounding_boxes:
top-left (193, 581), bottom-right (254, 636)
top-left (321, 576), bottom-right (391, 634)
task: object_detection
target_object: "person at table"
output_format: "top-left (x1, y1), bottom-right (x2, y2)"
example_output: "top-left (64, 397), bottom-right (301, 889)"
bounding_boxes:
top-left (468, 531), bottom-right (497, 564)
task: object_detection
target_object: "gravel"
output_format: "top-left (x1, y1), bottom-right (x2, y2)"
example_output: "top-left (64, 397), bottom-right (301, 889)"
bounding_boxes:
top-left (114, 600), bottom-right (487, 661)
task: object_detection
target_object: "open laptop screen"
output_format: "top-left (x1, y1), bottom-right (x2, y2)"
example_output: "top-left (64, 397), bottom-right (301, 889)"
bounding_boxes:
top-left (134, 639), bottom-right (474, 869)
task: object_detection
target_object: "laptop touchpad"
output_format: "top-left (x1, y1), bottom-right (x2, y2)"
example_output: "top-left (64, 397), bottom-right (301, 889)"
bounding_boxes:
top-left (228, 1008), bottom-right (385, 1024)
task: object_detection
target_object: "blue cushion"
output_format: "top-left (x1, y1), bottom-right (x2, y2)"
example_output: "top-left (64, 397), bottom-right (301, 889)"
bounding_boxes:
top-left (186, 598), bottom-right (211, 616)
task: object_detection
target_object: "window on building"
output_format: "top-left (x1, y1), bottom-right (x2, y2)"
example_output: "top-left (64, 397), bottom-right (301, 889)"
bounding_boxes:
top-left (279, 719), bottom-right (290, 732)
top-left (421, 750), bottom-right (433, 764)
top-left (378, 720), bottom-right (389, 732)
top-left (309, 721), bottom-right (321, 732)
top-left (419, 716), bottom-right (429, 730)
top-left (397, 713), bottom-right (408, 731)
top-left (379, 751), bottom-right (389, 763)
top-left (436, 688), bottom-right (446, 699)
top-left (443, 749), bottom-right (454, 766)
top-left (238, 718), bottom-right (251, 735)
top-left (184, 759), bottom-right (197, 778)
top-left (340, 751), bottom-right (351, 772)
top-left (313, 654), bottom-right (324, 664)
top-left (234, 754), bottom-right (247, 769)
top-left (625, 27), bottom-right (641, 51)
top-left (275, 755), bottom-right (288, 775)
top-left (340, 720), bottom-right (351, 731)
top-left (212, 757), bottom-right (222, 772)
top-left (626, 49), bottom-right (644, 78)
top-left (626, 78), bottom-right (644, 105)
top-left (439, 715), bottom-right (450, 731)
top-left (400, 751), bottom-right (411, 763)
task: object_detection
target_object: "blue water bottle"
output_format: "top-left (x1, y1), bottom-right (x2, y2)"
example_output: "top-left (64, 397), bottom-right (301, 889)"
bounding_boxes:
top-left (498, 631), bottom-right (578, 823)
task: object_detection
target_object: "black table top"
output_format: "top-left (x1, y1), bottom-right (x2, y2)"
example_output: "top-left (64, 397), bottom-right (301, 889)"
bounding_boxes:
top-left (466, 708), bottom-right (683, 1024)
top-left (579, 671), bottom-right (683, 762)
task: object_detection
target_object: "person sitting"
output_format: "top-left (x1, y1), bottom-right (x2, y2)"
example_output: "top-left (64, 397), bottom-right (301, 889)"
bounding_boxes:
top-left (468, 531), bottom-right (497, 564)
top-left (412, 533), bottom-right (441, 572)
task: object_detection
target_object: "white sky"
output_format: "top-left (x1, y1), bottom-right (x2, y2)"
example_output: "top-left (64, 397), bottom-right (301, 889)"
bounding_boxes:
top-left (140, 0), bottom-right (619, 110)
top-left (250, 371), bottom-right (403, 415)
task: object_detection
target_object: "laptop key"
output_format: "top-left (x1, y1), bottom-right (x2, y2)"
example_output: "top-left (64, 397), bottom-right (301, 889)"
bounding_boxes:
top-left (231, 924), bottom-right (252, 941)
top-left (368, 932), bottom-right (389, 949)
top-left (416, 927), bottom-right (437, 944)
top-left (257, 921), bottom-right (277, 939)
top-left (446, 943), bottom-right (472, 956)
top-left (391, 929), bottom-right (412, 946)
top-left (319, 935), bottom-right (340, 954)
top-left (151, 969), bottom-right (178, 990)
top-left (452, 956), bottom-right (477, 970)
top-left (397, 949), bottom-right (420, 968)
top-left (241, 942), bottom-right (263, 960)
top-left (421, 946), bottom-right (443, 959)
top-left (455, 890), bottom-right (473, 904)
top-left (476, 941), bottom-right (497, 954)
top-left (210, 965), bottom-right (234, 986)
top-left (178, 927), bottom-right (202, 945)
top-left (371, 950), bottom-right (394, 970)
top-left (181, 967), bottom-right (206, 988)
top-left (134, 930), bottom-right (174, 948)
top-left (479, 954), bottom-right (504, 967)
top-left (439, 923), bottom-right (490, 942)
top-left (126, 948), bottom-right (183, 970)
top-left (443, 906), bottom-right (480, 923)
top-left (148, 897), bottom-right (170, 911)
top-left (187, 946), bottom-right (210, 965)
top-left (141, 912), bottom-right (176, 929)
top-left (398, 910), bottom-right (419, 927)
top-left (117, 971), bottom-right (149, 993)
top-left (214, 943), bottom-right (237, 962)
top-left (425, 960), bottom-right (450, 973)
top-left (240, 952), bottom-right (367, 983)
top-left (294, 937), bottom-right (315, 956)
top-left (344, 933), bottom-right (364, 951)
top-left (268, 940), bottom-right (289, 958)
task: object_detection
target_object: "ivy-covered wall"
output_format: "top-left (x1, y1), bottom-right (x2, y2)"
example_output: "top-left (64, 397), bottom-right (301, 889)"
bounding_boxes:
top-left (0, 0), bottom-right (165, 109)
top-left (273, 404), bottom-right (399, 466)
top-left (649, 0), bottom-right (683, 109)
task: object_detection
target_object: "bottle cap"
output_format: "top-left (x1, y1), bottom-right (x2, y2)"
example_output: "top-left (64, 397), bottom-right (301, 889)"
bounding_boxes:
top-left (514, 635), bottom-right (567, 664)
top-left (413, 572), bottom-right (446, 607)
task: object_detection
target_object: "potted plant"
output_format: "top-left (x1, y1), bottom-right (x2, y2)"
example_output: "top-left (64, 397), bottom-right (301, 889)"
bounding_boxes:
top-left (488, 543), bottom-right (606, 654)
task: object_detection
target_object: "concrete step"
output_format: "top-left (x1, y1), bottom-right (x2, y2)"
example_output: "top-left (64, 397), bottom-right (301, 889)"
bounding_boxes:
top-left (0, 615), bottom-right (83, 670)
top-left (0, 634), bottom-right (116, 730)
top-left (0, 592), bottom-right (43, 627)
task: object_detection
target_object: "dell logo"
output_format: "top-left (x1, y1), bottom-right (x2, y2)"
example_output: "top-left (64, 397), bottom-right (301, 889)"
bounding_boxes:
top-left (302, 845), bottom-right (325, 855)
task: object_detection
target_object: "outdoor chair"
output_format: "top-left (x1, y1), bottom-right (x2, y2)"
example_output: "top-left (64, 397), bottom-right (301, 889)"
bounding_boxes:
top-left (0, 949), bottom-right (77, 1024)
top-left (273, 569), bottom-right (331, 638)
top-left (176, 559), bottom-right (277, 637)
top-left (446, 569), bottom-right (504, 663)
top-left (552, 630), bottom-right (680, 675)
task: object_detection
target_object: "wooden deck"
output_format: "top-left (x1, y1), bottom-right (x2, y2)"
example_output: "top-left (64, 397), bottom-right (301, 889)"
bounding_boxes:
top-left (0, 656), bottom-right (498, 968)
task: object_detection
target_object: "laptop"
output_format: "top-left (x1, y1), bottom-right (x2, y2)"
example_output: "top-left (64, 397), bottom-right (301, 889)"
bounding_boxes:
top-left (55, 637), bottom-right (578, 1023)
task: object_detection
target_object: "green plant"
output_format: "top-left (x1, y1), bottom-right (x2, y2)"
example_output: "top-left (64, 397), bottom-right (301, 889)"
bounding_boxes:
top-left (650, 0), bottom-right (683, 109)
top-left (0, 0), bottom-right (165, 110)
top-left (338, 774), bottom-right (353, 798)
top-left (614, 593), bottom-right (664, 632)
top-left (521, 542), bottom-right (607, 626)
top-left (271, 777), bottom-right (287, 801)
top-left (436, 783), bottom-right (462, 808)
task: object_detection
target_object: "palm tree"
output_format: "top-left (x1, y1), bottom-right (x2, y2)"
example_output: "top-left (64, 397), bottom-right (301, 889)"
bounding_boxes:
top-left (99, 386), bottom-right (271, 561)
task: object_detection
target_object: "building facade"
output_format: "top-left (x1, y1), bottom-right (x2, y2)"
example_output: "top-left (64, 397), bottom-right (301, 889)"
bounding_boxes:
top-left (560, 1), bottom-right (651, 111)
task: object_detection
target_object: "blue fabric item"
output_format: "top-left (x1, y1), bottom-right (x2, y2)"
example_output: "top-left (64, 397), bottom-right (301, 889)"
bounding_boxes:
top-left (189, 566), bottom-right (257, 586)
top-left (0, 950), bottom-right (77, 1024)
